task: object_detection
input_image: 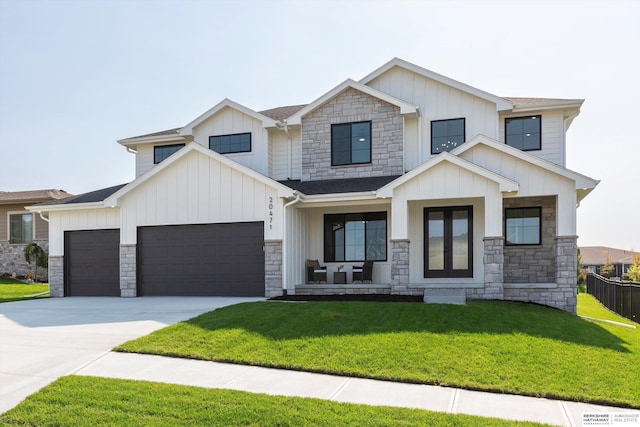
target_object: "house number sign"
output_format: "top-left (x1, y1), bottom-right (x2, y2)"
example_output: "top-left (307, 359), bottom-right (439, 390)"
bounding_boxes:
top-left (268, 196), bottom-right (274, 230)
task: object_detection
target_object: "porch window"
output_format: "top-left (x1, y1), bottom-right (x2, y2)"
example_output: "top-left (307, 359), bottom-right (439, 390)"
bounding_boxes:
top-left (505, 207), bottom-right (541, 245)
top-left (324, 212), bottom-right (386, 262)
top-left (505, 115), bottom-right (541, 151)
top-left (209, 132), bottom-right (252, 154)
top-left (9, 213), bottom-right (33, 244)
top-left (431, 118), bottom-right (465, 154)
top-left (154, 144), bottom-right (185, 164)
top-left (331, 121), bottom-right (371, 166)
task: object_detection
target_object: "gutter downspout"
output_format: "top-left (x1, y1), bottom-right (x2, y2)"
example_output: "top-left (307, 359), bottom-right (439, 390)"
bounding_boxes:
top-left (281, 192), bottom-right (301, 294)
top-left (126, 147), bottom-right (137, 154)
top-left (38, 212), bottom-right (49, 223)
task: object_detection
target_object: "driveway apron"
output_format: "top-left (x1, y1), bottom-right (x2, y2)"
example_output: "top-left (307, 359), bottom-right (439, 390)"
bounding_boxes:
top-left (0, 296), bottom-right (262, 413)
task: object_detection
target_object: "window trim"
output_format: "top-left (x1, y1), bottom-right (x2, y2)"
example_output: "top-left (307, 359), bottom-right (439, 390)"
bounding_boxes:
top-left (153, 144), bottom-right (185, 164)
top-left (504, 115), bottom-right (542, 151)
top-left (323, 211), bottom-right (387, 262)
top-left (504, 206), bottom-right (542, 246)
top-left (430, 117), bottom-right (466, 155)
top-left (331, 121), bottom-right (372, 166)
top-left (8, 211), bottom-right (35, 245)
top-left (209, 132), bottom-right (252, 155)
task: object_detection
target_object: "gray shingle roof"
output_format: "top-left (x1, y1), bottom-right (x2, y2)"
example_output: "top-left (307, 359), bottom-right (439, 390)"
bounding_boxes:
top-left (280, 175), bottom-right (400, 195)
top-left (0, 189), bottom-right (72, 204)
top-left (259, 105), bottom-right (307, 122)
top-left (36, 184), bottom-right (127, 206)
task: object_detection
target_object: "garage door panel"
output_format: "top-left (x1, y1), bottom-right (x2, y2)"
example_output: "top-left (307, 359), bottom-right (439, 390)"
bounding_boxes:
top-left (138, 222), bottom-right (264, 297)
top-left (65, 230), bottom-right (120, 297)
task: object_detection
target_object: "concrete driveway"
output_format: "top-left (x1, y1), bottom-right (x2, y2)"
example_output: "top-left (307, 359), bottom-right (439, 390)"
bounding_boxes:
top-left (0, 296), bottom-right (263, 413)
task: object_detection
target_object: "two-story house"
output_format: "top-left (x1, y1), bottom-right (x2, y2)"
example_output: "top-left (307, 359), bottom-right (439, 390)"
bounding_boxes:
top-left (30, 58), bottom-right (598, 312)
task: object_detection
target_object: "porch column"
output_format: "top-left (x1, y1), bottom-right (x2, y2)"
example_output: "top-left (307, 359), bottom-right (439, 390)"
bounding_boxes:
top-left (483, 237), bottom-right (504, 299)
top-left (555, 236), bottom-right (578, 313)
top-left (265, 240), bottom-right (283, 298)
top-left (120, 244), bottom-right (137, 297)
top-left (48, 256), bottom-right (64, 297)
top-left (390, 239), bottom-right (410, 294)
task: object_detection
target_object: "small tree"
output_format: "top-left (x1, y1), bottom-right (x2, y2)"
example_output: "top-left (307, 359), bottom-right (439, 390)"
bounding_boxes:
top-left (601, 250), bottom-right (615, 278)
top-left (625, 251), bottom-right (640, 282)
top-left (23, 243), bottom-right (48, 282)
top-left (577, 248), bottom-right (586, 292)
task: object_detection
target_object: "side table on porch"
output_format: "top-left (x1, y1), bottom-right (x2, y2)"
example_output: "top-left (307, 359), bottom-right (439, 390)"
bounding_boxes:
top-left (333, 271), bottom-right (347, 284)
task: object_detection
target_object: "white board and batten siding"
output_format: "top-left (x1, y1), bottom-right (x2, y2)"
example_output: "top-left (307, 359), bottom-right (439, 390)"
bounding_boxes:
top-left (459, 144), bottom-right (577, 235)
top-left (269, 128), bottom-right (302, 181)
top-left (366, 66), bottom-right (499, 170)
top-left (118, 150), bottom-right (282, 245)
top-left (191, 106), bottom-right (269, 176)
top-left (48, 208), bottom-right (120, 256)
top-left (136, 145), bottom-right (155, 177)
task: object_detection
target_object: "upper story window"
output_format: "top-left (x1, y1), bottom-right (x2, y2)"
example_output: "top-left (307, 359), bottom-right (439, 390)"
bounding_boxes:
top-left (505, 207), bottom-right (541, 245)
top-left (331, 121), bottom-right (371, 166)
top-left (209, 132), bottom-right (251, 154)
top-left (505, 115), bottom-right (541, 151)
top-left (324, 212), bottom-right (387, 262)
top-left (431, 118), bottom-right (465, 154)
top-left (154, 144), bottom-right (185, 164)
top-left (9, 213), bottom-right (33, 244)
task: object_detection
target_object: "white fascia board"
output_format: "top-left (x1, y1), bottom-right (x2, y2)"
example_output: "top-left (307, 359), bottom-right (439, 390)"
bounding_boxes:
top-left (104, 142), bottom-right (294, 206)
top-left (25, 202), bottom-right (107, 213)
top-left (118, 134), bottom-right (191, 147)
top-left (179, 98), bottom-right (276, 135)
top-left (360, 58), bottom-right (514, 112)
top-left (376, 152), bottom-right (519, 198)
top-left (510, 101), bottom-right (584, 113)
top-left (287, 79), bottom-right (418, 125)
top-left (452, 135), bottom-right (599, 191)
top-left (297, 191), bottom-right (379, 205)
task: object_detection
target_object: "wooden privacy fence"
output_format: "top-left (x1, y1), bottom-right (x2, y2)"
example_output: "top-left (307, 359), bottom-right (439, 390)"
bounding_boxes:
top-left (587, 273), bottom-right (639, 324)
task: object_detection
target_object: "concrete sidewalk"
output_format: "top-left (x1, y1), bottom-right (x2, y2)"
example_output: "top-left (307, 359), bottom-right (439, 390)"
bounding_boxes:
top-left (76, 352), bottom-right (640, 427)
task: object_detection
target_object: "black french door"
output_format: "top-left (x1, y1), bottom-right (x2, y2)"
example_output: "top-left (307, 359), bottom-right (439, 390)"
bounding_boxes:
top-left (424, 206), bottom-right (473, 278)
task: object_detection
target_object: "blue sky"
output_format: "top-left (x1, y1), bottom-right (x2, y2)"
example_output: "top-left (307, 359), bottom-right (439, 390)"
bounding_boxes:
top-left (0, 0), bottom-right (638, 251)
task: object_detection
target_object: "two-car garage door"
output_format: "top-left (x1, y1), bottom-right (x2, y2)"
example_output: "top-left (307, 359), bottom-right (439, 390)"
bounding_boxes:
top-left (64, 222), bottom-right (265, 297)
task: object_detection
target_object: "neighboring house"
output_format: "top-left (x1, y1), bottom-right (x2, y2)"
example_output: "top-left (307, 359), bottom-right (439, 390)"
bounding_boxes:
top-left (29, 58), bottom-right (599, 312)
top-left (1, 189), bottom-right (72, 280)
top-left (580, 246), bottom-right (637, 278)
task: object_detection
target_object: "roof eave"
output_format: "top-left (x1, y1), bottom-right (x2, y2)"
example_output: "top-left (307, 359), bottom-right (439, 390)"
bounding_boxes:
top-left (25, 201), bottom-right (107, 212)
top-left (117, 134), bottom-right (191, 147)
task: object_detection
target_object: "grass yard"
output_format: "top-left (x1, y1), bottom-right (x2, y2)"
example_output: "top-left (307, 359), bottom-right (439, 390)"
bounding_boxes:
top-left (0, 376), bottom-right (547, 426)
top-left (0, 277), bottom-right (49, 303)
top-left (117, 296), bottom-right (640, 408)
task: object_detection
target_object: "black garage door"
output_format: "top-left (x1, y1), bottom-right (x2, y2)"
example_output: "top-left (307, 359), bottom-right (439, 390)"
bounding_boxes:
top-left (65, 230), bottom-right (120, 296)
top-left (137, 222), bottom-right (264, 296)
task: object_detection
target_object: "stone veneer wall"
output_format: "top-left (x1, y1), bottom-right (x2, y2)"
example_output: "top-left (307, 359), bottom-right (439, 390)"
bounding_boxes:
top-left (503, 196), bottom-right (556, 283)
top-left (48, 255), bottom-right (64, 297)
top-left (301, 88), bottom-right (404, 182)
top-left (390, 239), bottom-right (410, 294)
top-left (120, 244), bottom-right (136, 297)
top-left (466, 236), bottom-right (505, 300)
top-left (265, 240), bottom-right (283, 298)
top-left (0, 240), bottom-right (49, 281)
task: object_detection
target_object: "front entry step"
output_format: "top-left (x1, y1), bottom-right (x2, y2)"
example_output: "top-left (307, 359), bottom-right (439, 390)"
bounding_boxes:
top-left (423, 288), bottom-right (466, 305)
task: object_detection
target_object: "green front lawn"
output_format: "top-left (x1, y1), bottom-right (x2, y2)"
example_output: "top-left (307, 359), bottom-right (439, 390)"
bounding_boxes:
top-left (0, 376), bottom-right (547, 426)
top-left (0, 277), bottom-right (49, 303)
top-left (117, 297), bottom-right (640, 408)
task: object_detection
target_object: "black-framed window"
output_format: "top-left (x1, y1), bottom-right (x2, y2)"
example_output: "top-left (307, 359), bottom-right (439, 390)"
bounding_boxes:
top-left (505, 115), bottom-right (541, 151)
top-left (505, 207), bottom-right (541, 245)
top-left (324, 212), bottom-right (386, 262)
top-left (331, 121), bottom-right (371, 166)
top-left (9, 213), bottom-right (33, 244)
top-left (431, 118), bottom-right (465, 154)
top-left (154, 144), bottom-right (185, 164)
top-left (209, 132), bottom-right (251, 154)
